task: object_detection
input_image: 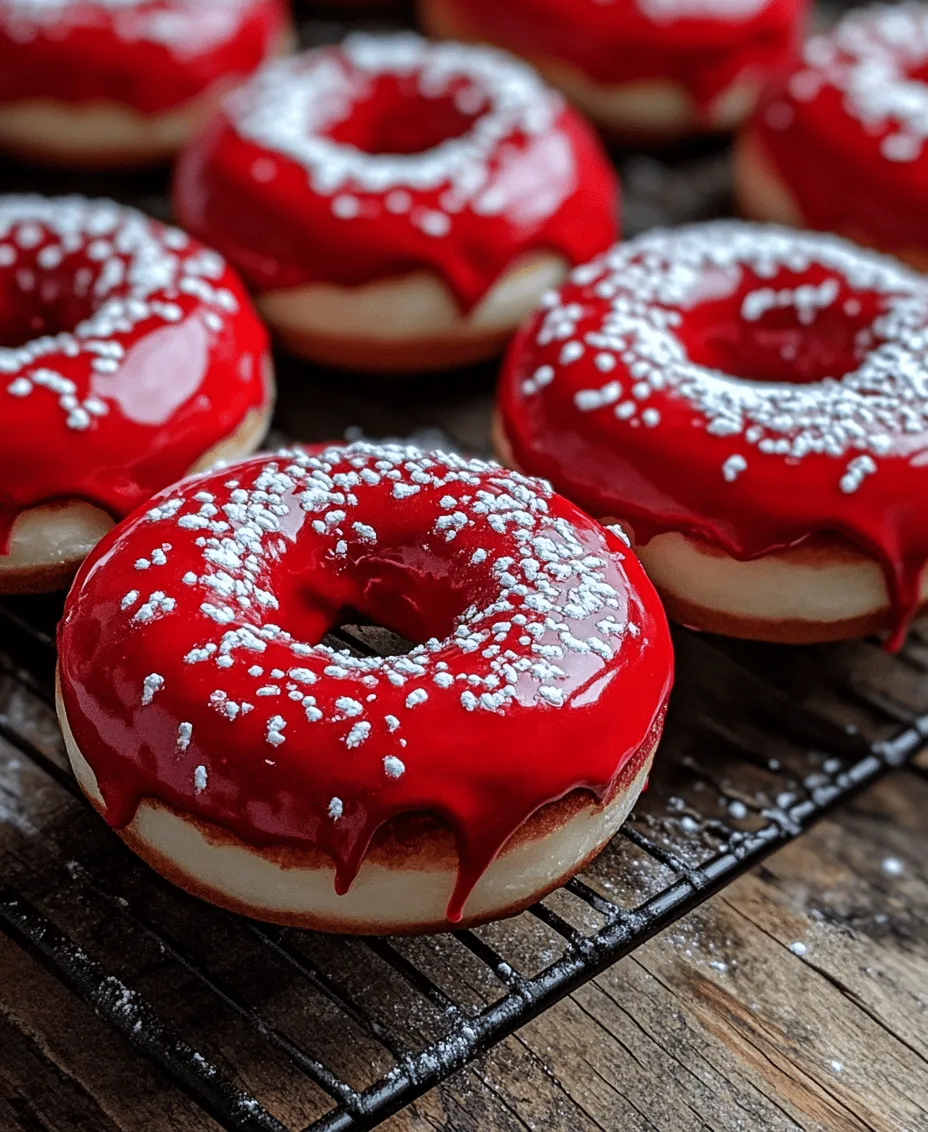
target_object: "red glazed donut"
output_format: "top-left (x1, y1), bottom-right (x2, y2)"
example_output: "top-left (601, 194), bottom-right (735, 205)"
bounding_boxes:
top-left (173, 34), bottom-right (619, 373)
top-left (0, 0), bottom-right (292, 168)
top-left (738, 4), bottom-right (928, 270)
top-left (0, 194), bottom-right (273, 594)
top-left (56, 442), bottom-right (672, 933)
top-left (496, 222), bottom-right (928, 649)
top-left (420, 0), bottom-right (808, 141)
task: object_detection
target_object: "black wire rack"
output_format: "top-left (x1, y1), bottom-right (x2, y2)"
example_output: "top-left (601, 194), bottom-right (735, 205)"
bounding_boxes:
top-left (1, 2), bottom-right (926, 1128)
top-left (3, 581), bottom-right (928, 1130)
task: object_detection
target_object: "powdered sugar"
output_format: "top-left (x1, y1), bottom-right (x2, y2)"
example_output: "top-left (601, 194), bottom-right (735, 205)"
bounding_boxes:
top-left (770, 4), bottom-right (928, 164)
top-left (0, 0), bottom-right (257, 55)
top-left (523, 222), bottom-right (928, 495)
top-left (0, 195), bottom-right (239, 437)
top-left (228, 34), bottom-right (565, 231)
top-left (107, 442), bottom-right (640, 817)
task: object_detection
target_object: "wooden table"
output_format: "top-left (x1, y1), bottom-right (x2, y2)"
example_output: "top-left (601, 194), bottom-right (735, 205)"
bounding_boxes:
top-left (3, 749), bottom-right (925, 1132)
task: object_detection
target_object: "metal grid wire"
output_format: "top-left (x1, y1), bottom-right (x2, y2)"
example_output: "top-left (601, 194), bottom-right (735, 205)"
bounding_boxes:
top-left (1, 3), bottom-right (926, 1127)
top-left (2, 585), bottom-right (927, 1130)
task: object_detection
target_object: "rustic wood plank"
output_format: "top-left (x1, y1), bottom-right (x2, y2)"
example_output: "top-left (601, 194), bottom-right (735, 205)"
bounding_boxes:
top-left (4, 607), bottom-right (928, 1131)
top-left (383, 770), bottom-right (928, 1132)
top-left (0, 1008), bottom-right (125, 1132)
top-left (0, 935), bottom-right (219, 1132)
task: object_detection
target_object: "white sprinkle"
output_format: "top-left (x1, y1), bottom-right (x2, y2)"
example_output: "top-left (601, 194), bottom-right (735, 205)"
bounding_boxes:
top-left (538, 685), bottom-right (564, 707)
top-left (722, 454), bottom-right (748, 483)
top-left (393, 483), bottom-right (420, 499)
top-left (193, 765), bottom-right (208, 794)
top-left (332, 194), bottom-right (361, 219)
top-left (418, 210), bottom-right (451, 238)
top-left (140, 673), bottom-right (164, 707)
top-left (383, 755), bottom-right (406, 778)
top-left (352, 522), bottom-right (377, 544)
top-left (345, 721), bottom-right (371, 748)
top-left (335, 697), bottom-right (364, 717)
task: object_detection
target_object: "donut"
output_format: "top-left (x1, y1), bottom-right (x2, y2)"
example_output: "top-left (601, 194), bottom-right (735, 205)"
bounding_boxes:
top-left (495, 222), bottom-right (928, 650)
top-left (0, 195), bottom-right (274, 595)
top-left (737, 4), bottom-right (928, 270)
top-left (55, 442), bottom-right (672, 933)
top-left (420, 0), bottom-right (808, 141)
top-left (173, 34), bottom-right (619, 373)
top-left (0, 0), bottom-right (292, 168)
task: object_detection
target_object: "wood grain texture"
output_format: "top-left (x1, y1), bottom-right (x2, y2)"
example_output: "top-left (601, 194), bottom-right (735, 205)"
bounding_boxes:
top-left (0, 936), bottom-right (219, 1132)
top-left (383, 772), bottom-right (928, 1132)
top-left (4, 687), bottom-right (926, 1131)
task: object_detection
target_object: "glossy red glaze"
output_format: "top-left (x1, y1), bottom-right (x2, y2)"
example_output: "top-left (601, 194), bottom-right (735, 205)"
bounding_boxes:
top-left (0, 0), bottom-right (288, 115)
top-left (0, 195), bottom-right (270, 555)
top-left (57, 443), bottom-right (673, 921)
top-left (498, 223), bottom-right (928, 650)
top-left (431, 0), bottom-right (807, 121)
top-left (747, 5), bottom-right (928, 257)
top-left (173, 35), bottom-right (619, 312)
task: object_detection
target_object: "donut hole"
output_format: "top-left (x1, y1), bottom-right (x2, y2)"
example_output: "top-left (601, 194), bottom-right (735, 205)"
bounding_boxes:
top-left (326, 74), bottom-right (485, 156)
top-left (0, 240), bottom-right (118, 348)
top-left (0, 271), bottom-right (98, 347)
top-left (281, 546), bottom-right (497, 655)
top-left (680, 269), bottom-right (885, 384)
top-left (325, 609), bottom-right (416, 658)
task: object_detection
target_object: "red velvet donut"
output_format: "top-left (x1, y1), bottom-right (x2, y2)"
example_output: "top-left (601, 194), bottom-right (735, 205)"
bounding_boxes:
top-left (0, 194), bottom-right (273, 593)
top-left (738, 4), bottom-right (928, 269)
top-left (0, 0), bottom-right (291, 167)
top-left (496, 222), bottom-right (928, 649)
top-left (173, 33), bottom-right (619, 372)
top-left (421, 0), bottom-right (809, 139)
top-left (56, 442), bottom-right (672, 933)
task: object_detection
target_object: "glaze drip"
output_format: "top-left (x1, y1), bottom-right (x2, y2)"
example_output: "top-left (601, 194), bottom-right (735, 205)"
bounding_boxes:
top-left (0, 195), bottom-right (269, 558)
top-left (173, 34), bottom-right (619, 311)
top-left (499, 222), bottom-right (928, 649)
top-left (57, 443), bottom-right (673, 921)
top-left (749, 3), bottom-right (928, 256)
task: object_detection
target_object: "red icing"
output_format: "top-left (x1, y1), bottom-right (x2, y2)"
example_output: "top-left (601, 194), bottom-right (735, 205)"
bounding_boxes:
top-left (747, 6), bottom-right (928, 257)
top-left (56, 443), bottom-right (673, 921)
top-left (0, 0), bottom-right (288, 115)
top-left (0, 195), bottom-right (270, 558)
top-left (498, 223), bottom-right (928, 650)
top-left (433, 0), bottom-right (807, 121)
top-left (172, 34), bottom-right (619, 312)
